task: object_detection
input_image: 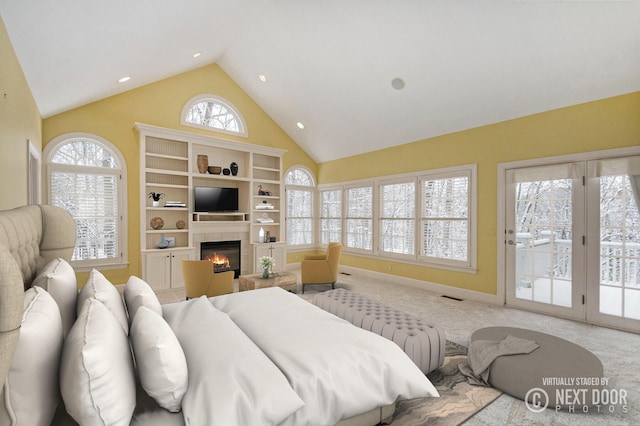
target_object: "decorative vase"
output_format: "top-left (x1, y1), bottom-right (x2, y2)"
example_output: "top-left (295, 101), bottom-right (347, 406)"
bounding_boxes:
top-left (230, 162), bottom-right (239, 176)
top-left (152, 200), bottom-right (160, 207)
top-left (197, 155), bottom-right (208, 173)
top-left (262, 267), bottom-right (270, 279)
top-left (223, 168), bottom-right (231, 175)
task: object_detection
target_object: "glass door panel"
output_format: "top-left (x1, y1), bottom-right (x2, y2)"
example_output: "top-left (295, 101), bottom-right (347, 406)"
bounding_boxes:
top-left (506, 163), bottom-right (585, 320)
top-left (587, 157), bottom-right (640, 331)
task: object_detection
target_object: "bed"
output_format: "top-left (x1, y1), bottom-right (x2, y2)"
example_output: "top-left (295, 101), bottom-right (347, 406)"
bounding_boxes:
top-left (0, 205), bottom-right (438, 425)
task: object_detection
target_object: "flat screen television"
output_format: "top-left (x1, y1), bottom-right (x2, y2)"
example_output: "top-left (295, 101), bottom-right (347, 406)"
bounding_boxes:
top-left (194, 187), bottom-right (239, 213)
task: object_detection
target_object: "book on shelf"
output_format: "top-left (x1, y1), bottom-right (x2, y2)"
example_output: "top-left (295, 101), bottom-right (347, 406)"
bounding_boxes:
top-left (164, 201), bottom-right (186, 208)
top-left (255, 204), bottom-right (274, 210)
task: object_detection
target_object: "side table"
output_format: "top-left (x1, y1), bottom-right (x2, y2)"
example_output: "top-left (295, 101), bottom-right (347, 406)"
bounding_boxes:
top-left (238, 271), bottom-right (298, 293)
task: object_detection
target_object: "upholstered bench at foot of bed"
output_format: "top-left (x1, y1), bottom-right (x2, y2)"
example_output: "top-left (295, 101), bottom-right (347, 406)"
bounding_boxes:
top-left (313, 288), bottom-right (446, 374)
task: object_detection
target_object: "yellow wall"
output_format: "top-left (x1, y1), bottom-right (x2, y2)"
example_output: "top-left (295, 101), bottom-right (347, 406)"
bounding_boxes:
top-left (0, 16), bottom-right (41, 209)
top-left (43, 64), bottom-right (317, 285)
top-left (318, 92), bottom-right (640, 295)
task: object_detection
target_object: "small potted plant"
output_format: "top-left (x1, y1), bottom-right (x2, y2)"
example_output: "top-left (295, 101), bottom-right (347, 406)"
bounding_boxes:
top-left (258, 256), bottom-right (275, 279)
top-left (148, 192), bottom-right (165, 207)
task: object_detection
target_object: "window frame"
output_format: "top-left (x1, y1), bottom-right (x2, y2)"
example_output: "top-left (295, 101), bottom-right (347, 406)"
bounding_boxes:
top-left (378, 177), bottom-right (417, 260)
top-left (284, 166), bottom-right (316, 250)
top-left (418, 167), bottom-right (477, 270)
top-left (317, 164), bottom-right (477, 273)
top-left (43, 133), bottom-right (128, 272)
top-left (180, 94), bottom-right (248, 137)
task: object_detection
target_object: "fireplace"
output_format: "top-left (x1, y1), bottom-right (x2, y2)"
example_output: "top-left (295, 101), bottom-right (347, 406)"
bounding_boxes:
top-left (201, 240), bottom-right (241, 278)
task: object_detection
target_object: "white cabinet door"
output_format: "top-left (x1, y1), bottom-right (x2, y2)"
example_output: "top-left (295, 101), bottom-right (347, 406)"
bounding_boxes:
top-left (252, 243), bottom-right (286, 273)
top-left (144, 251), bottom-right (172, 291)
top-left (144, 249), bottom-right (195, 291)
top-left (170, 250), bottom-right (195, 289)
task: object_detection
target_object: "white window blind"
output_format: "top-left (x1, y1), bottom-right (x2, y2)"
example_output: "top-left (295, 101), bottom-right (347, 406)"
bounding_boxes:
top-left (51, 171), bottom-right (119, 261)
top-left (285, 167), bottom-right (315, 246)
top-left (287, 189), bottom-right (313, 245)
top-left (421, 174), bottom-right (469, 264)
top-left (380, 181), bottom-right (415, 256)
top-left (345, 186), bottom-right (373, 251)
top-left (320, 189), bottom-right (342, 244)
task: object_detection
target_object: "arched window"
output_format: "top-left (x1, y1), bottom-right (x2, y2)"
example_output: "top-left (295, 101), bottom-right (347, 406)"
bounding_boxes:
top-left (285, 167), bottom-right (315, 247)
top-left (44, 134), bottom-right (127, 270)
top-left (181, 94), bottom-right (248, 137)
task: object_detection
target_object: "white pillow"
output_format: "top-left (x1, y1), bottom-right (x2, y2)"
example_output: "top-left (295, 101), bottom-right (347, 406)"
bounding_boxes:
top-left (32, 257), bottom-right (77, 337)
top-left (130, 306), bottom-right (188, 412)
top-left (77, 268), bottom-right (129, 335)
top-left (60, 298), bottom-right (136, 425)
top-left (0, 287), bottom-right (63, 426)
top-left (124, 275), bottom-right (162, 324)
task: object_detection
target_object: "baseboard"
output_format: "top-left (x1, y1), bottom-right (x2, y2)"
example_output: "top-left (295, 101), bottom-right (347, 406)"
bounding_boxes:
top-left (320, 264), bottom-right (502, 305)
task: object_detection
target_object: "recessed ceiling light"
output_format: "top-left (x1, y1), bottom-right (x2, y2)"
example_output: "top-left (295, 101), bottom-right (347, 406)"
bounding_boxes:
top-left (192, 51), bottom-right (202, 58)
top-left (391, 77), bottom-right (406, 90)
top-left (296, 122), bottom-right (305, 130)
top-left (117, 76), bottom-right (130, 83)
top-left (259, 74), bottom-right (267, 82)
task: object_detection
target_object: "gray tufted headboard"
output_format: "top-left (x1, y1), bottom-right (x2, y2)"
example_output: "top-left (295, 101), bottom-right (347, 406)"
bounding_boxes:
top-left (0, 204), bottom-right (76, 387)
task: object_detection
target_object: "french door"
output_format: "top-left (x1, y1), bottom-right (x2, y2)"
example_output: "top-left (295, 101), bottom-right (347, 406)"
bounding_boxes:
top-left (585, 156), bottom-right (640, 331)
top-left (504, 154), bottom-right (640, 332)
top-left (505, 162), bottom-right (586, 320)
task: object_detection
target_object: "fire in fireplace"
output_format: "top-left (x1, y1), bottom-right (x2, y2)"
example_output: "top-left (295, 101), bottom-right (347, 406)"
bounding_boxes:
top-left (204, 252), bottom-right (231, 271)
top-left (200, 240), bottom-right (241, 278)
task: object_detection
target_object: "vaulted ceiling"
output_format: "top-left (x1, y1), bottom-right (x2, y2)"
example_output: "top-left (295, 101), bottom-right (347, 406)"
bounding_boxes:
top-left (1, 0), bottom-right (639, 162)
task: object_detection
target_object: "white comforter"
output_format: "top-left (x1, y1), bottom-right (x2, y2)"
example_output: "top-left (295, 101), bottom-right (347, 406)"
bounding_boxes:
top-left (164, 287), bottom-right (438, 425)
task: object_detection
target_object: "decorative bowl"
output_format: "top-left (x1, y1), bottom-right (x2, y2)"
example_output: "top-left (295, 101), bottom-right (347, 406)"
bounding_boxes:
top-left (150, 217), bottom-right (164, 230)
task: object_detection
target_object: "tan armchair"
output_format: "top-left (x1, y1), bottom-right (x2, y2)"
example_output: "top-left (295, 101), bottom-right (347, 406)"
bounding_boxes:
top-left (181, 259), bottom-right (235, 299)
top-left (301, 242), bottom-right (343, 294)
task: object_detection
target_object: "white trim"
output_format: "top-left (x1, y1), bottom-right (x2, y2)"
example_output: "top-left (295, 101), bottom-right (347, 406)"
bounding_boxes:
top-left (180, 94), bottom-right (248, 138)
top-left (284, 165), bottom-right (316, 187)
top-left (317, 163), bottom-right (476, 190)
top-left (135, 122), bottom-right (284, 156)
top-left (27, 139), bottom-right (40, 205)
top-left (288, 262), bottom-right (498, 305)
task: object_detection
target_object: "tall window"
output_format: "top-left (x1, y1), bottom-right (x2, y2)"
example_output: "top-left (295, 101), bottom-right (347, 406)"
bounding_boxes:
top-left (44, 134), bottom-right (127, 269)
top-left (320, 189), bottom-right (342, 245)
top-left (285, 167), bottom-right (315, 247)
top-left (345, 186), bottom-right (373, 251)
top-left (181, 94), bottom-right (248, 137)
top-left (421, 171), bottom-right (471, 266)
top-left (380, 180), bottom-right (415, 256)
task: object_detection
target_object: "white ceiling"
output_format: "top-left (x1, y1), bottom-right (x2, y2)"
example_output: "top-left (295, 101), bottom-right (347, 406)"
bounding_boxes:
top-left (2, 0), bottom-right (639, 163)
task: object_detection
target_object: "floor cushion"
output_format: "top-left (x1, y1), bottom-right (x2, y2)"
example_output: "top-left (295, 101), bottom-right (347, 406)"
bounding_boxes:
top-left (471, 326), bottom-right (604, 410)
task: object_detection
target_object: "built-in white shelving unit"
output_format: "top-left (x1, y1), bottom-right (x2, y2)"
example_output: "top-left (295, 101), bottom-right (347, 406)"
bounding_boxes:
top-left (136, 123), bottom-right (286, 290)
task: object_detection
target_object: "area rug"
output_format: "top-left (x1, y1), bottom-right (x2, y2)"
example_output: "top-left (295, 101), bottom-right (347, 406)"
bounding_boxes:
top-left (392, 340), bottom-right (502, 426)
